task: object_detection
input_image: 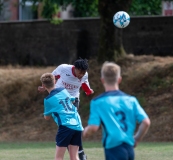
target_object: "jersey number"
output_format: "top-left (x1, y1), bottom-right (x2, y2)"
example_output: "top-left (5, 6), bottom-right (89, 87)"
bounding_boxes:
top-left (59, 97), bottom-right (74, 112)
top-left (115, 111), bottom-right (128, 132)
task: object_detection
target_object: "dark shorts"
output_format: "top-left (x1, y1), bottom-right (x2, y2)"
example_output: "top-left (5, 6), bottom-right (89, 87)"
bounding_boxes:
top-left (56, 125), bottom-right (82, 147)
top-left (104, 143), bottom-right (134, 160)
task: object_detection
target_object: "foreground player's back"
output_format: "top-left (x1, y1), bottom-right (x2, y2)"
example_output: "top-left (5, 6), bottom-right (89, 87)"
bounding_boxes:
top-left (89, 90), bottom-right (148, 149)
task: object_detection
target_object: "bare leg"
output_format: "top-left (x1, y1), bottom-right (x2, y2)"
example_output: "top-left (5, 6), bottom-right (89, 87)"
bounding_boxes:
top-left (68, 145), bottom-right (79, 160)
top-left (55, 146), bottom-right (67, 160)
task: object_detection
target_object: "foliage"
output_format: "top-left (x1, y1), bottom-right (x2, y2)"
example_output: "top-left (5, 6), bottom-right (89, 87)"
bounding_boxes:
top-left (21, 0), bottom-right (57, 20)
top-left (21, 0), bottom-right (98, 19)
top-left (41, 0), bottom-right (63, 24)
top-left (129, 0), bottom-right (162, 15)
top-left (129, 0), bottom-right (173, 16)
top-left (0, 0), bottom-right (170, 18)
top-left (72, 0), bottom-right (98, 17)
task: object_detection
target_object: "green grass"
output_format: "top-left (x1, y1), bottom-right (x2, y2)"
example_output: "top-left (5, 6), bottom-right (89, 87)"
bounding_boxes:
top-left (0, 141), bottom-right (173, 160)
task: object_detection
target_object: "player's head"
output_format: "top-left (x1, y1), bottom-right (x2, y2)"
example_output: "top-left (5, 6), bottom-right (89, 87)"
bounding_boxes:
top-left (101, 62), bottom-right (121, 86)
top-left (74, 58), bottom-right (89, 79)
top-left (40, 73), bottom-right (55, 89)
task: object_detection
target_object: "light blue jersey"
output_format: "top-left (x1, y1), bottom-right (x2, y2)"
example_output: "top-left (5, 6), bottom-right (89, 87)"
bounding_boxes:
top-left (44, 88), bottom-right (83, 131)
top-left (88, 90), bottom-right (148, 149)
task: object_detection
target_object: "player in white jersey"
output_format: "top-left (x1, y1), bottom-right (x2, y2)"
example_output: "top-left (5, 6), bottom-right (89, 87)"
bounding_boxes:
top-left (52, 64), bottom-right (92, 99)
top-left (38, 58), bottom-right (94, 160)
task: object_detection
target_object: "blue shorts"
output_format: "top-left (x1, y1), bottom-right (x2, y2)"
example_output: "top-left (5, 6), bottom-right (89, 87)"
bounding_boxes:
top-left (104, 143), bottom-right (134, 160)
top-left (56, 125), bottom-right (82, 147)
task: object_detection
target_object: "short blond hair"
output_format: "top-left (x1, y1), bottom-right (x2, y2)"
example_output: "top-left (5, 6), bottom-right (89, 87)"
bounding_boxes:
top-left (40, 73), bottom-right (55, 89)
top-left (101, 62), bottom-right (121, 85)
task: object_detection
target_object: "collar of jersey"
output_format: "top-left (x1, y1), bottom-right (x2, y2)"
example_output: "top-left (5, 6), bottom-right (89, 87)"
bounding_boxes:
top-left (72, 66), bottom-right (76, 77)
top-left (45, 88), bottom-right (65, 99)
top-left (93, 90), bottom-right (126, 100)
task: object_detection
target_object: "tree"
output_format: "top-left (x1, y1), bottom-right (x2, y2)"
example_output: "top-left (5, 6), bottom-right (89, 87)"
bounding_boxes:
top-left (26, 0), bottom-right (133, 62)
top-left (98, 0), bottom-right (132, 62)
top-left (0, 0), bottom-right (130, 63)
top-left (102, 0), bottom-right (166, 62)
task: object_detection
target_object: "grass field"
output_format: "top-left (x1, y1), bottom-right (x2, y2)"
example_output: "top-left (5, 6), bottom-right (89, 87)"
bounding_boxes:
top-left (0, 141), bottom-right (173, 160)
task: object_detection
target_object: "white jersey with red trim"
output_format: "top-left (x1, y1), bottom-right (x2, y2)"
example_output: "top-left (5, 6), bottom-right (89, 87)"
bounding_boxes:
top-left (52, 64), bottom-right (92, 98)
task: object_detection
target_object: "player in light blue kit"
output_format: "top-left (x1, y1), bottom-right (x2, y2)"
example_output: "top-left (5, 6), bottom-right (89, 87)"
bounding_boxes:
top-left (40, 72), bottom-right (83, 160)
top-left (83, 62), bottom-right (150, 160)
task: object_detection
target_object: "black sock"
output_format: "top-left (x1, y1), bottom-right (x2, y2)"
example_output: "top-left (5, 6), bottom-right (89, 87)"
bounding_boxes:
top-left (79, 145), bottom-right (83, 151)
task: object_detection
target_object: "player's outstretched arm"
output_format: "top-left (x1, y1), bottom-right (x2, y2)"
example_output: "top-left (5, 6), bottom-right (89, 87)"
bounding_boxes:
top-left (81, 83), bottom-right (94, 96)
top-left (134, 118), bottom-right (151, 147)
top-left (38, 86), bottom-right (46, 92)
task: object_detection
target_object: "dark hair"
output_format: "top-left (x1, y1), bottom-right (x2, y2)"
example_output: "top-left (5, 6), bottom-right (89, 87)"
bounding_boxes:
top-left (74, 58), bottom-right (89, 71)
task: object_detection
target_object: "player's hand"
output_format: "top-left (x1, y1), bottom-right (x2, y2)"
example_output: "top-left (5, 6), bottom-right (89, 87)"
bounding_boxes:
top-left (38, 86), bottom-right (46, 92)
top-left (90, 89), bottom-right (94, 94)
top-left (85, 89), bottom-right (94, 96)
top-left (134, 137), bottom-right (139, 148)
top-left (83, 125), bottom-right (99, 137)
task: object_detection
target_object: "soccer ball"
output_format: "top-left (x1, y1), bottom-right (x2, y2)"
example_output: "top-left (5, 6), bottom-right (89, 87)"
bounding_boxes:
top-left (113, 11), bottom-right (130, 28)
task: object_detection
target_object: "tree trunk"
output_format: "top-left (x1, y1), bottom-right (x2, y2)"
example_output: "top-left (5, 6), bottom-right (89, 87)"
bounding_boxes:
top-left (98, 0), bottom-right (132, 63)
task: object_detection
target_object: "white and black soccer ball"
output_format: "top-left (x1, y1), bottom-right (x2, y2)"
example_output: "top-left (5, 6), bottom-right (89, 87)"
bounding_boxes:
top-left (113, 11), bottom-right (130, 28)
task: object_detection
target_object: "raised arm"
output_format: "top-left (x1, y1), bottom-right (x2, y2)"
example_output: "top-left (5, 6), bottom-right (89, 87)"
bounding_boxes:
top-left (81, 83), bottom-right (94, 95)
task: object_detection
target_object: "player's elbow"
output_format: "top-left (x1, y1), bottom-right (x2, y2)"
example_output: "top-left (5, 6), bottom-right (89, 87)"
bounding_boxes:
top-left (143, 118), bottom-right (151, 129)
top-left (143, 118), bottom-right (151, 127)
top-left (90, 125), bottom-right (99, 132)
